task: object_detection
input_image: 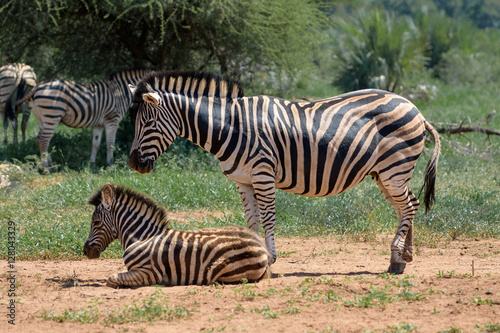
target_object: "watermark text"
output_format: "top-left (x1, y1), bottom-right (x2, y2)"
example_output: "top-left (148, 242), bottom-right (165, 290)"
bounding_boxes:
top-left (6, 220), bottom-right (16, 325)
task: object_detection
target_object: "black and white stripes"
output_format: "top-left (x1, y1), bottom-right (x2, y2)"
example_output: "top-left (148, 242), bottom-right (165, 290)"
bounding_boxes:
top-left (0, 63), bottom-right (36, 143)
top-left (83, 184), bottom-right (270, 287)
top-left (128, 71), bottom-right (440, 274)
top-left (24, 68), bottom-right (153, 166)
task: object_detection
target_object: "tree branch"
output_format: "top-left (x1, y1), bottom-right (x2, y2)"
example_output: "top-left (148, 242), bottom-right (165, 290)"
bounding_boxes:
top-left (430, 122), bottom-right (500, 136)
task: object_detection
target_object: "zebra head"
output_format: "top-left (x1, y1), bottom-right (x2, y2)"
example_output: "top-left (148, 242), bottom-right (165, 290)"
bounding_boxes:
top-left (128, 83), bottom-right (179, 174)
top-left (83, 184), bottom-right (119, 259)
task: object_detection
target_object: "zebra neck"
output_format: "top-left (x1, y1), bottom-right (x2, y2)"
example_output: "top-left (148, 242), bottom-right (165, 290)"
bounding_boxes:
top-left (178, 96), bottom-right (241, 158)
top-left (108, 80), bottom-right (131, 118)
top-left (117, 209), bottom-right (168, 249)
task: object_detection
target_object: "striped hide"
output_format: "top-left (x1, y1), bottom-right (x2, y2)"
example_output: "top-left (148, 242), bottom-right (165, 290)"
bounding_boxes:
top-left (83, 183), bottom-right (270, 287)
top-left (22, 68), bottom-right (153, 167)
top-left (128, 71), bottom-right (440, 274)
top-left (0, 63), bottom-right (36, 143)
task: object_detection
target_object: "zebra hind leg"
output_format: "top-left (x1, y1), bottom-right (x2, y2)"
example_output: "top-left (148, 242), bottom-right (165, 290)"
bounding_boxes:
top-left (401, 190), bottom-right (420, 263)
top-left (375, 176), bottom-right (418, 274)
top-left (2, 114), bottom-right (8, 144)
top-left (21, 104), bottom-right (30, 142)
top-left (10, 114), bottom-right (18, 144)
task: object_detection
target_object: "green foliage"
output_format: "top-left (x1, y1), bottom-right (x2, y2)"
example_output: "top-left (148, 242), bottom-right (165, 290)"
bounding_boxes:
top-left (332, 9), bottom-right (427, 92)
top-left (415, 11), bottom-right (457, 73)
top-left (475, 323), bottom-right (500, 333)
top-left (0, 0), bottom-right (328, 94)
top-left (386, 322), bottom-right (418, 333)
top-left (41, 290), bottom-right (191, 325)
top-left (434, 0), bottom-right (500, 29)
top-left (437, 27), bottom-right (500, 85)
top-left (250, 305), bottom-right (280, 319)
top-left (343, 285), bottom-right (395, 308)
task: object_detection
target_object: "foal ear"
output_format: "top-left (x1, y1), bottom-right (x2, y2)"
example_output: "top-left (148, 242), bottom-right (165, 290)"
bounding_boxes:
top-left (143, 92), bottom-right (161, 106)
top-left (128, 84), bottom-right (137, 95)
top-left (101, 183), bottom-right (115, 209)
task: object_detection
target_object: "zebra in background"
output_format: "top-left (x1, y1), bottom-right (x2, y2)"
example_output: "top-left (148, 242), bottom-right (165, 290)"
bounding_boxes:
top-left (128, 71), bottom-right (441, 274)
top-left (19, 68), bottom-right (154, 167)
top-left (0, 63), bottom-right (37, 143)
top-left (83, 183), bottom-right (270, 287)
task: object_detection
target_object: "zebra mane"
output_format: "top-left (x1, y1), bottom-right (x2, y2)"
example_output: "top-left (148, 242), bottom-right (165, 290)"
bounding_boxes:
top-left (108, 67), bottom-right (156, 81)
top-left (132, 71), bottom-right (244, 103)
top-left (88, 184), bottom-right (170, 227)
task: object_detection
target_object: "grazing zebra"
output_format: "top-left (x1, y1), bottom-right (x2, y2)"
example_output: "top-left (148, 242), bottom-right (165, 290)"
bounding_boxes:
top-left (83, 183), bottom-right (270, 287)
top-left (20, 68), bottom-right (153, 167)
top-left (128, 71), bottom-right (440, 274)
top-left (0, 63), bottom-right (36, 143)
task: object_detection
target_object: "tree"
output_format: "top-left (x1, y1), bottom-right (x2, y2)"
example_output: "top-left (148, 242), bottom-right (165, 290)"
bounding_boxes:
top-left (0, 0), bottom-right (328, 94)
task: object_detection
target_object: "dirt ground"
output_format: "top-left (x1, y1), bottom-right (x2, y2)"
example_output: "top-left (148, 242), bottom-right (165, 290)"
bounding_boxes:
top-left (2, 234), bottom-right (500, 333)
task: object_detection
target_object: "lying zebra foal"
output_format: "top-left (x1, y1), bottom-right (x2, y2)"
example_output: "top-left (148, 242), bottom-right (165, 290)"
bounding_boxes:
top-left (83, 184), bottom-right (270, 288)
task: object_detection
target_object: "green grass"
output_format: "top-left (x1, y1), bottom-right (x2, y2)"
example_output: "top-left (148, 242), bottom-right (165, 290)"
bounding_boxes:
top-left (0, 80), bottom-right (499, 260)
top-left (40, 289), bottom-right (191, 325)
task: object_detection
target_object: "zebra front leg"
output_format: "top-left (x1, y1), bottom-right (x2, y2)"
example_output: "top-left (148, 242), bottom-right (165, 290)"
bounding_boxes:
top-left (253, 179), bottom-right (278, 265)
top-left (104, 122), bottom-right (118, 165)
top-left (236, 182), bottom-right (260, 233)
top-left (106, 269), bottom-right (158, 288)
top-left (33, 106), bottom-right (61, 168)
top-left (90, 127), bottom-right (104, 165)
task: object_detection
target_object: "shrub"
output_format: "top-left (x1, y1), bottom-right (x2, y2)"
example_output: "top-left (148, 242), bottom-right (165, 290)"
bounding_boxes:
top-left (332, 9), bottom-right (426, 92)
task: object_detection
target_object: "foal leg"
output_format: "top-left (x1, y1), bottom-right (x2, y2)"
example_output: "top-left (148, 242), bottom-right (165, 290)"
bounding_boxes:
top-left (106, 269), bottom-right (158, 288)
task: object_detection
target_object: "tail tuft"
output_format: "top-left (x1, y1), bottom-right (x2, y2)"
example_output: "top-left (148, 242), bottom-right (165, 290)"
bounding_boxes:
top-left (422, 121), bottom-right (440, 213)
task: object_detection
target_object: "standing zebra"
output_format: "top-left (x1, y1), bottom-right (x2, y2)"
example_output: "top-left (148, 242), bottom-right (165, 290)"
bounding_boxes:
top-left (83, 183), bottom-right (270, 287)
top-left (21, 68), bottom-right (153, 167)
top-left (128, 71), bottom-right (440, 274)
top-left (0, 63), bottom-right (37, 143)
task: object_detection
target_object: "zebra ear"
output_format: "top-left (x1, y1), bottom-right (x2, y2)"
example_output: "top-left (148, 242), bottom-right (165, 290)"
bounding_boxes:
top-left (143, 92), bottom-right (161, 106)
top-left (101, 183), bottom-right (115, 209)
top-left (128, 84), bottom-right (137, 95)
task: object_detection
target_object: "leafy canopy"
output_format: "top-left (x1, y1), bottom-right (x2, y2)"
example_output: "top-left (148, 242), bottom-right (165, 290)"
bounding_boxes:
top-left (0, 0), bottom-right (328, 91)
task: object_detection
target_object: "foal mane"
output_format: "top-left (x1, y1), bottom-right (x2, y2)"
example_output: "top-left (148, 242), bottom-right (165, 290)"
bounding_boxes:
top-left (89, 184), bottom-right (170, 227)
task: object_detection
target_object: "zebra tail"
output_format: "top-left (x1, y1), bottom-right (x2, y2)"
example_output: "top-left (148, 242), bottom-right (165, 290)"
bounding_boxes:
top-left (422, 120), bottom-right (441, 214)
top-left (16, 83), bottom-right (36, 106)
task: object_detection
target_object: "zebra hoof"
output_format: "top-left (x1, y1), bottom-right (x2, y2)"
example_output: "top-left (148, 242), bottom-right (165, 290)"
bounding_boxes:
top-left (106, 276), bottom-right (120, 288)
top-left (387, 263), bottom-right (406, 275)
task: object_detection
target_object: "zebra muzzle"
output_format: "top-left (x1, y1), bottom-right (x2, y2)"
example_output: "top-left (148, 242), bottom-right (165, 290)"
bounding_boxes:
top-left (83, 242), bottom-right (101, 259)
top-left (129, 149), bottom-right (154, 174)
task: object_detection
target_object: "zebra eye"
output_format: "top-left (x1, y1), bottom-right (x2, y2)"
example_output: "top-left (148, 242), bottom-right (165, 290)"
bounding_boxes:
top-left (93, 220), bottom-right (101, 227)
top-left (145, 118), bottom-right (156, 128)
